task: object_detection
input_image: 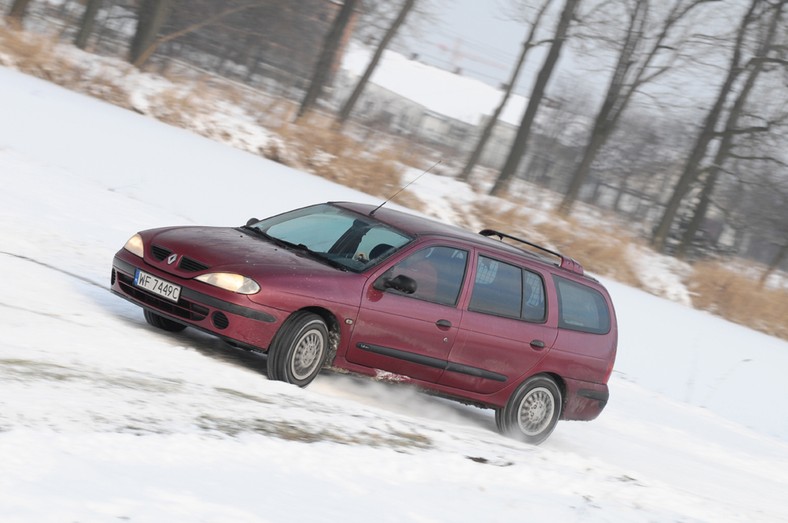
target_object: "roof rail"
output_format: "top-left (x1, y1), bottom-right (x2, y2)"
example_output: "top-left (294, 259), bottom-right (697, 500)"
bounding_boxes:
top-left (479, 229), bottom-right (584, 275)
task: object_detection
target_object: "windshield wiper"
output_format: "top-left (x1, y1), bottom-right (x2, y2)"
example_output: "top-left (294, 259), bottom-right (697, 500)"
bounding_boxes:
top-left (287, 242), bottom-right (348, 271)
top-left (239, 225), bottom-right (290, 248)
top-left (239, 226), bottom-right (348, 271)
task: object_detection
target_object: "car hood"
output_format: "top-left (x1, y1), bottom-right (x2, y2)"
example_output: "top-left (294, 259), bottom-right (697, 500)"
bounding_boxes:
top-left (142, 226), bottom-right (359, 284)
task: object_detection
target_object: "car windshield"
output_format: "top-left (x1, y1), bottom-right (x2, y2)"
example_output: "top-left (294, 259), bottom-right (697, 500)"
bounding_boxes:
top-left (241, 204), bottom-right (413, 272)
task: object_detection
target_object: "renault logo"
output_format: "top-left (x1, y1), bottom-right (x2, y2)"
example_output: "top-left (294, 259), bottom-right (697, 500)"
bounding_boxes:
top-left (167, 253), bottom-right (178, 265)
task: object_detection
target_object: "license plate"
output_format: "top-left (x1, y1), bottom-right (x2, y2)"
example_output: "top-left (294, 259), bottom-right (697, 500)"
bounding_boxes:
top-left (134, 269), bottom-right (182, 303)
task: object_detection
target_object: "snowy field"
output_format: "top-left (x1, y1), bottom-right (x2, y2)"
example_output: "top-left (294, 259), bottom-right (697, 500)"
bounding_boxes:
top-left (2, 67), bottom-right (788, 522)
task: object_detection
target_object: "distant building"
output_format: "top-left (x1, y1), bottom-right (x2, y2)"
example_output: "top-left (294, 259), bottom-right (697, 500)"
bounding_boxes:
top-left (334, 45), bottom-right (588, 174)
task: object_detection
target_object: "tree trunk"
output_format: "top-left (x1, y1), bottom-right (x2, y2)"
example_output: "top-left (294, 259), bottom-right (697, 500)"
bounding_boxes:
top-left (759, 242), bottom-right (788, 287)
top-left (457, 0), bottom-right (550, 183)
top-left (489, 0), bottom-right (580, 197)
top-left (675, 168), bottom-right (714, 258)
top-left (676, 0), bottom-right (783, 258)
top-left (75, 0), bottom-right (103, 50)
top-left (297, 0), bottom-right (359, 120)
top-left (128, 0), bottom-right (174, 66)
top-left (7, 0), bottom-right (33, 24)
top-left (336, 0), bottom-right (416, 126)
top-left (650, 0), bottom-right (760, 252)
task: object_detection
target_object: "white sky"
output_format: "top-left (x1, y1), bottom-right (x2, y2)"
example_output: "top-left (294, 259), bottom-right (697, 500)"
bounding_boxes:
top-left (399, 0), bottom-right (552, 93)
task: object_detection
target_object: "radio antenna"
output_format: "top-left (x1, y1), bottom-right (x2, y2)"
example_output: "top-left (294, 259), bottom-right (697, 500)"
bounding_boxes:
top-left (369, 159), bottom-right (442, 215)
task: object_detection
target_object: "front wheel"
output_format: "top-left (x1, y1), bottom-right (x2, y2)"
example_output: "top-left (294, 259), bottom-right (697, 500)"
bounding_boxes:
top-left (266, 312), bottom-right (328, 387)
top-left (496, 375), bottom-right (562, 445)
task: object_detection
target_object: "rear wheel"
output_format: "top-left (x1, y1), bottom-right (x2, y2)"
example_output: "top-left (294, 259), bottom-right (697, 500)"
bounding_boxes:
top-left (266, 312), bottom-right (328, 387)
top-left (496, 375), bottom-right (561, 445)
top-left (144, 309), bottom-right (186, 332)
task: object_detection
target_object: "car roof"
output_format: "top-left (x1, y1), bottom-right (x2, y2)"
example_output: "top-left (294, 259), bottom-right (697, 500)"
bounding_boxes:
top-left (332, 201), bottom-right (570, 273)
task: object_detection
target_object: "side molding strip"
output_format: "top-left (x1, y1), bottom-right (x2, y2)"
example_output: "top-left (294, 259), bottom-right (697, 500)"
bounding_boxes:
top-left (357, 342), bottom-right (507, 382)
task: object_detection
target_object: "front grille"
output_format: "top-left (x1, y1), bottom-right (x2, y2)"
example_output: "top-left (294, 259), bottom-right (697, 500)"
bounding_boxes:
top-left (179, 256), bottom-right (210, 272)
top-left (117, 272), bottom-right (208, 321)
top-left (151, 245), bottom-right (209, 272)
top-left (151, 245), bottom-right (172, 261)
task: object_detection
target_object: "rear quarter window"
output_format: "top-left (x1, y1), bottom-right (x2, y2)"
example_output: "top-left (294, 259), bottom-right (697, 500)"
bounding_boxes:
top-left (554, 276), bottom-right (610, 334)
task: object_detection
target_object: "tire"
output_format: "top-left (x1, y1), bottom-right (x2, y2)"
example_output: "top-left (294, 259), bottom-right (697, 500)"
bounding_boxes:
top-left (144, 309), bottom-right (186, 332)
top-left (496, 375), bottom-right (562, 445)
top-left (266, 312), bottom-right (328, 387)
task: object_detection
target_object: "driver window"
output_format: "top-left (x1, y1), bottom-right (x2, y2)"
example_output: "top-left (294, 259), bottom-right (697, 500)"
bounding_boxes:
top-left (389, 246), bottom-right (468, 306)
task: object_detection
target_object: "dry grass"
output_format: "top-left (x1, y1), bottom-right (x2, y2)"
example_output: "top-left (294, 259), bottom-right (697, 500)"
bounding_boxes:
top-left (471, 201), bottom-right (641, 287)
top-left (0, 24), bottom-right (55, 69)
top-left (1, 25), bottom-right (132, 107)
top-left (148, 86), bottom-right (205, 127)
top-left (265, 113), bottom-right (417, 203)
top-left (688, 261), bottom-right (788, 340)
top-left (534, 220), bottom-right (641, 287)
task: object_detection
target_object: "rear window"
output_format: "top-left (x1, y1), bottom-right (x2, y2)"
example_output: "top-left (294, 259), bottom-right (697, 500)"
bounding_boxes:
top-left (554, 276), bottom-right (610, 334)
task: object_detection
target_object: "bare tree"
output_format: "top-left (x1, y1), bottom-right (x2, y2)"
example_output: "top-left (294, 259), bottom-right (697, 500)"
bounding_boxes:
top-left (558, 0), bottom-right (719, 215)
top-left (724, 150), bottom-right (788, 284)
top-left (457, 0), bottom-right (551, 183)
top-left (676, 0), bottom-right (786, 257)
top-left (650, 0), bottom-right (760, 252)
top-left (489, 0), bottom-right (581, 197)
top-left (336, 0), bottom-right (417, 126)
top-left (75, 0), bottom-right (103, 50)
top-left (150, 1), bottom-right (326, 86)
top-left (760, 243), bottom-right (788, 287)
top-left (129, 0), bottom-right (176, 66)
top-left (6, 0), bottom-right (33, 24)
top-left (297, 0), bottom-right (360, 120)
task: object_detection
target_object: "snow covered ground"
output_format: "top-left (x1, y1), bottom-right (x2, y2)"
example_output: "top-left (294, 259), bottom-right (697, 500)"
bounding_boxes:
top-left (2, 66), bottom-right (788, 522)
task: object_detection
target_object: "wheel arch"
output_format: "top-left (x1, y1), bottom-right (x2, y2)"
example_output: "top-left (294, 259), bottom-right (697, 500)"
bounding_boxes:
top-left (520, 371), bottom-right (567, 416)
top-left (496, 371), bottom-right (566, 445)
top-left (293, 306), bottom-right (341, 365)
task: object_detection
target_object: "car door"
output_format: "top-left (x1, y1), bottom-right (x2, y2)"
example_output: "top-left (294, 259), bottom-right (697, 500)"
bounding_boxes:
top-left (439, 253), bottom-right (558, 394)
top-left (347, 245), bottom-right (469, 383)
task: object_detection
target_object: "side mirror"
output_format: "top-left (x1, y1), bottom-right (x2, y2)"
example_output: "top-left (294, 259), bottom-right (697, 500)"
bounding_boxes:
top-left (246, 217), bottom-right (259, 227)
top-left (373, 274), bottom-right (417, 294)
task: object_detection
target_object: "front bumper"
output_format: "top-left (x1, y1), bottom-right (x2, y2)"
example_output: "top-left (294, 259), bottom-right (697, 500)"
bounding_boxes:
top-left (111, 253), bottom-right (284, 350)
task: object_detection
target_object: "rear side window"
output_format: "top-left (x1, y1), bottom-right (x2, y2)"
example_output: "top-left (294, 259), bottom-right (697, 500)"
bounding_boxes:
top-left (554, 277), bottom-right (610, 334)
top-left (522, 271), bottom-right (546, 322)
top-left (470, 256), bottom-right (546, 322)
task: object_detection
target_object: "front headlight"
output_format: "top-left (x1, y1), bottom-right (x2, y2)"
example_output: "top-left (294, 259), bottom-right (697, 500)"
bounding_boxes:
top-left (195, 272), bottom-right (260, 294)
top-left (123, 234), bottom-right (144, 257)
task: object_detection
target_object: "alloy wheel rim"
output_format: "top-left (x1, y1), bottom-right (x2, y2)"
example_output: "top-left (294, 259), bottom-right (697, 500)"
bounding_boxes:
top-left (517, 386), bottom-right (554, 436)
top-left (291, 328), bottom-right (323, 380)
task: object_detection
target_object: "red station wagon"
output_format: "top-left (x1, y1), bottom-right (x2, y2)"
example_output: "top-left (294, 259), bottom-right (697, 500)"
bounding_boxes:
top-left (111, 202), bottom-right (617, 444)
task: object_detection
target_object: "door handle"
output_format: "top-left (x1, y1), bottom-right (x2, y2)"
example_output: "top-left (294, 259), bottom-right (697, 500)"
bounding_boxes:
top-left (530, 339), bottom-right (546, 350)
top-left (435, 319), bottom-right (452, 329)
